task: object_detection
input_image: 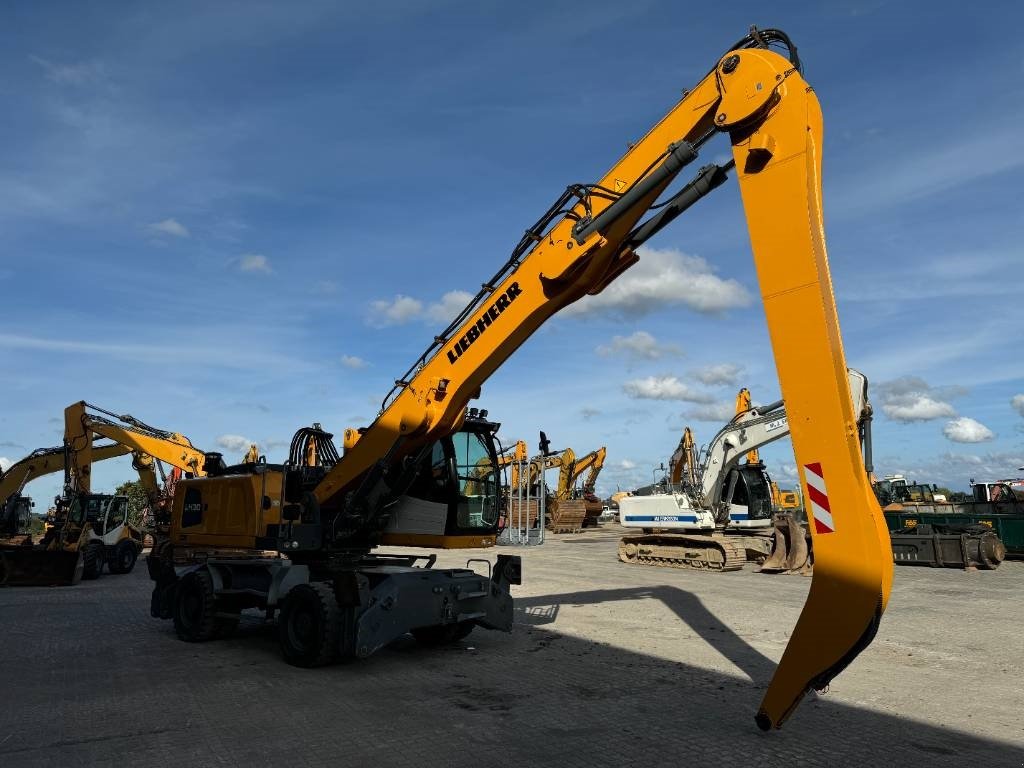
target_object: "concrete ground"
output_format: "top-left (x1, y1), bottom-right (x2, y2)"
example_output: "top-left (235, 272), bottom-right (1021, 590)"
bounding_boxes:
top-left (1, 526), bottom-right (1021, 767)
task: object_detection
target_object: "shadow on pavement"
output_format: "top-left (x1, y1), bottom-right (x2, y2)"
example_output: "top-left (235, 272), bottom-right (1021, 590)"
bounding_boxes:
top-left (0, 573), bottom-right (1020, 767)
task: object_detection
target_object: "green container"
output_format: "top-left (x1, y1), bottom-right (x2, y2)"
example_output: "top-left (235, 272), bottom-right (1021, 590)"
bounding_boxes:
top-left (884, 507), bottom-right (1024, 556)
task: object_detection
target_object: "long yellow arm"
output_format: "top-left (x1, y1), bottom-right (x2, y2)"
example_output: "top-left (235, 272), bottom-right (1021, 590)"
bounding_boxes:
top-left (668, 427), bottom-right (697, 487)
top-left (64, 401), bottom-right (209, 494)
top-left (735, 388), bottom-right (760, 464)
top-left (0, 442), bottom-right (131, 503)
top-left (308, 28), bottom-right (889, 728)
top-left (552, 448), bottom-right (576, 502)
top-left (570, 447), bottom-right (607, 493)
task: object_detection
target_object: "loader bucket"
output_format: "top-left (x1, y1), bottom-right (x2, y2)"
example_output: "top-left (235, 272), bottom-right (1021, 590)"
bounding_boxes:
top-left (760, 515), bottom-right (811, 575)
top-left (0, 546), bottom-right (83, 587)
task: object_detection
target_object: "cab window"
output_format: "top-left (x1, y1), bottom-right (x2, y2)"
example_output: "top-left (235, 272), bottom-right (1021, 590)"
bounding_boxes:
top-left (452, 431), bottom-right (498, 529)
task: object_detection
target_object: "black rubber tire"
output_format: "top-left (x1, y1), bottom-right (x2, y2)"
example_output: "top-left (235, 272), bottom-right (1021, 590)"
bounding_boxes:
top-left (173, 570), bottom-right (218, 642)
top-left (412, 622), bottom-right (474, 646)
top-left (278, 582), bottom-right (341, 667)
top-left (81, 544), bottom-right (104, 580)
top-left (109, 540), bottom-right (138, 574)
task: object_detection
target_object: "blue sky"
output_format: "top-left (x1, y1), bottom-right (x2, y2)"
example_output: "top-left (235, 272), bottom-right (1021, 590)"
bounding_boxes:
top-left (2, 1), bottom-right (1023, 503)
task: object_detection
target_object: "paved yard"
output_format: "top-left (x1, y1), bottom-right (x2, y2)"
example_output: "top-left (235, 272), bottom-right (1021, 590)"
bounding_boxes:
top-left (1, 526), bottom-right (1021, 767)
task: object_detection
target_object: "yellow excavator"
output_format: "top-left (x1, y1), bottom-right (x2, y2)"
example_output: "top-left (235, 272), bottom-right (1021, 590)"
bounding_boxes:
top-left (1, 441), bottom-right (132, 542)
top-left (670, 427), bottom-right (698, 488)
top-left (1, 441), bottom-right (137, 585)
top-left (20, 402), bottom-right (213, 586)
top-left (147, 27), bottom-right (891, 730)
top-left (544, 447), bottom-right (587, 533)
top-left (567, 446), bottom-right (607, 525)
top-left (772, 482), bottom-right (801, 511)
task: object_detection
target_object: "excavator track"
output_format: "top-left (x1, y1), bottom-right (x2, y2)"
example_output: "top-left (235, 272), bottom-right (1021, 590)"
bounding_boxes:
top-left (617, 533), bottom-right (746, 572)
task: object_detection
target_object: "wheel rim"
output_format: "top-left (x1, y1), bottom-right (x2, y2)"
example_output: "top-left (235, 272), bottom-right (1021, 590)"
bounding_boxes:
top-left (287, 603), bottom-right (318, 654)
top-left (119, 549), bottom-right (133, 569)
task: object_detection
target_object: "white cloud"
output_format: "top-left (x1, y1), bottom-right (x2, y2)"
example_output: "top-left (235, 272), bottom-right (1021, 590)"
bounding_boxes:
top-left (148, 218), bottom-right (190, 238)
top-left (884, 395), bottom-right (957, 422)
top-left (239, 254), bottom-right (272, 274)
top-left (685, 401), bottom-right (736, 423)
top-left (690, 363), bottom-right (743, 387)
top-left (30, 55), bottom-right (105, 86)
top-left (340, 355), bottom-right (367, 369)
top-left (427, 290), bottom-right (474, 325)
top-left (623, 376), bottom-right (714, 403)
top-left (216, 434), bottom-right (253, 453)
top-left (1011, 394), bottom-right (1024, 417)
top-left (580, 407), bottom-right (601, 420)
top-left (566, 246), bottom-right (752, 318)
top-left (619, 459), bottom-right (637, 470)
top-left (877, 376), bottom-right (961, 422)
top-left (0, 457), bottom-right (12, 472)
top-left (367, 295), bottom-right (424, 327)
top-left (597, 331), bottom-right (680, 360)
top-left (942, 417), bottom-right (995, 444)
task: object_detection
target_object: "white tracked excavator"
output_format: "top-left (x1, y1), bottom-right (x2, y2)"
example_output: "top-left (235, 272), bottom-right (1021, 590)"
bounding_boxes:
top-left (618, 370), bottom-right (870, 572)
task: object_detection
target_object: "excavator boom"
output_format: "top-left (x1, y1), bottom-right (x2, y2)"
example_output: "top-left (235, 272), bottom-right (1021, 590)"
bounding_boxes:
top-left (63, 401), bottom-right (209, 494)
top-left (0, 442), bottom-right (131, 506)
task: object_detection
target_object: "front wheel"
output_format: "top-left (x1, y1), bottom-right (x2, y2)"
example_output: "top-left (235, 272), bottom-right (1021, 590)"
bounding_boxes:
top-left (81, 544), bottom-right (104, 580)
top-left (278, 582), bottom-right (341, 667)
top-left (109, 540), bottom-right (138, 574)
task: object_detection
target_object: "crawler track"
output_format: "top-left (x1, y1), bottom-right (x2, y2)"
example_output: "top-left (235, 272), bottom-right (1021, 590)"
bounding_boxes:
top-left (617, 533), bottom-right (747, 572)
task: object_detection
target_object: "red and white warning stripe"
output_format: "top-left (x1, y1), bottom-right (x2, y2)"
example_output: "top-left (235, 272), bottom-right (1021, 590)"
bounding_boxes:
top-left (804, 462), bottom-right (836, 535)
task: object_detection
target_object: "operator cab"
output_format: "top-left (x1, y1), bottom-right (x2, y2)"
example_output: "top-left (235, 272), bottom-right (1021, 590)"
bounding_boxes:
top-left (722, 463), bottom-right (774, 527)
top-left (382, 408), bottom-right (503, 548)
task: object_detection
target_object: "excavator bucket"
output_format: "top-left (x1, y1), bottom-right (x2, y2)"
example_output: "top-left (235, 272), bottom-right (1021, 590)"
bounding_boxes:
top-left (0, 546), bottom-right (83, 587)
top-left (760, 515), bottom-right (811, 575)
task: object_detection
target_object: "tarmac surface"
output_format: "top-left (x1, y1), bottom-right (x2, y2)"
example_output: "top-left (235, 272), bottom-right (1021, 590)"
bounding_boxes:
top-left (1, 525), bottom-right (1022, 767)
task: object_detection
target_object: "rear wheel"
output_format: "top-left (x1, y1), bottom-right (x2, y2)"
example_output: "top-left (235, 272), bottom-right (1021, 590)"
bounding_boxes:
top-left (81, 544), bottom-right (104, 580)
top-left (278, 582), bottom-right (340, 667)
top-left (174, 570), bottom-right (218, 642)
top-left (109, 540), bottom-right (138, 574)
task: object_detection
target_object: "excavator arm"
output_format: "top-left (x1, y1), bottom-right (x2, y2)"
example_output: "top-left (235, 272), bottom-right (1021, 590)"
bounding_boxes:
top-left (1, 442), bottom-right (131, 505)
top-left (668, 428), bottom-right (697, 487)
top-left (571, 447), bottom-right (607, 493)
top-left (734, 388), bottom-right (761, 464)
top-left (304, 27), bottom-right (890, 729)
top-left (63, 401), bottom-right (209, 494)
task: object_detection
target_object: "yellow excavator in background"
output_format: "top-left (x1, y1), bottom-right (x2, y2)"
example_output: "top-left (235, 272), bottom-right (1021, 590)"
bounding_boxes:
top-left (546, 447), bottom-right (589, 533)
top-left (568, 446), bottom-right (607, 525)
top-left (1, 441), bottom-right (132, 541)
top-left (1, 441), bottom-right (139, 585)
top-left (771, 482), bottom-right (801, 511)
top-left (2, 402), bottom-right (215, 586)
top-left (669, 427), bottom-right (697, 488)
top-left (146, 27), bottom-right (891, 730)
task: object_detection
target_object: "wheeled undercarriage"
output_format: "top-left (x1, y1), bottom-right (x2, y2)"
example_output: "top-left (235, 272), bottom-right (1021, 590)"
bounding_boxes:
top-left (149, 549), bottom-right (520, 665)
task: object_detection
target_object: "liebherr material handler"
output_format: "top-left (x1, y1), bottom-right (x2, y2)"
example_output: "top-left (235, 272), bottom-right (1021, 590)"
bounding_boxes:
top-left (618, 370), bottom-right (868, 571)
top-left (148, 27), bottom-right (892, 730)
